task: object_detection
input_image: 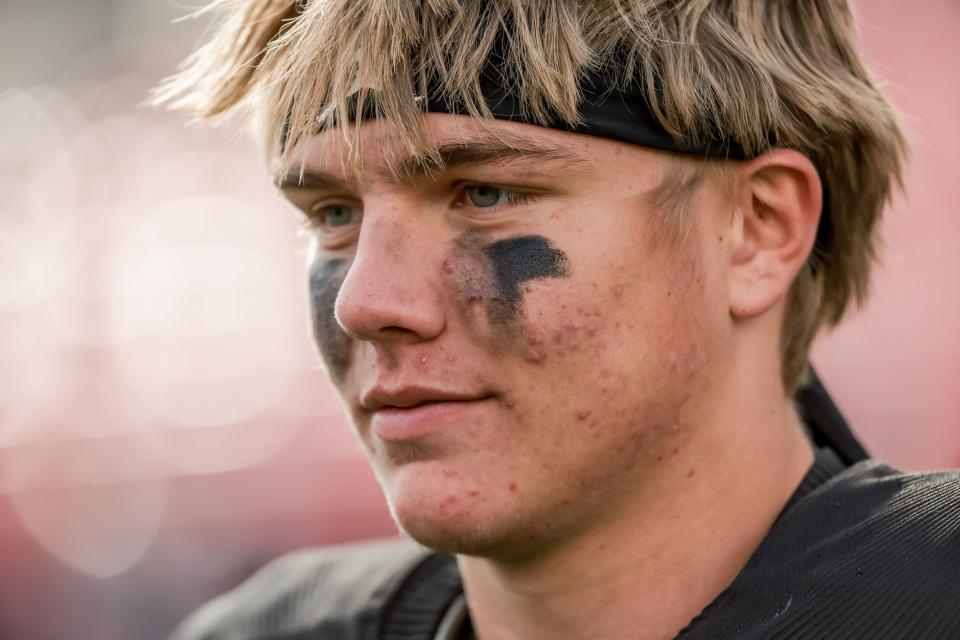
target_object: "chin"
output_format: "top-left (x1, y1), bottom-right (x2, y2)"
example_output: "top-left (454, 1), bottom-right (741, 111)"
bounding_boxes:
top-left (397, 511), bottom-right (564, 563)
top-left (381, 461), bottom-right (563, 561)
top-left (394, 510), bottom-right (498, 556)
top-left (379, 460), bottom-right (513, 556)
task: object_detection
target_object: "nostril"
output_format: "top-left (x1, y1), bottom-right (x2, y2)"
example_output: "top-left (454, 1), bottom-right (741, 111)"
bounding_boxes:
top-left (375, 325), bottom-right (428, 341)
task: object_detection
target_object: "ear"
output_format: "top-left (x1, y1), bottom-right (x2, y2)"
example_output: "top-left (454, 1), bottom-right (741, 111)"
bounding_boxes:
top-left (727, 149), bottom-right (822, 320)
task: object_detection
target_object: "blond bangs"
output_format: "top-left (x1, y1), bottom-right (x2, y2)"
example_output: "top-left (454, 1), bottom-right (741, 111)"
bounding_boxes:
top-left (155, 0), bottom-right (908, 393)
top-left (153, 1), bottom-right (774, 163)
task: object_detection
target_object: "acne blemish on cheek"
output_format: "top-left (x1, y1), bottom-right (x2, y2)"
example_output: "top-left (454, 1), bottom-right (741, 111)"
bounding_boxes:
top-left (524, 351), bottom-right (547, 365)
top-left (439, 494), bottom-right (458, 515)
top-left (508, 482), bottom-right (518, 493)
top-left (308, 259), bottom-right (351, 381)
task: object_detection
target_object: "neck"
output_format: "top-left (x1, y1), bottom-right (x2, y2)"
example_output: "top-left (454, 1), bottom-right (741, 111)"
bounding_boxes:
top-left (458, 340), bottom-right (814, 640)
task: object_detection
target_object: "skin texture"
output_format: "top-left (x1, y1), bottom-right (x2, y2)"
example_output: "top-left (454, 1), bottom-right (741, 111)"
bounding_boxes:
top-left (280, 114), bottom-right (819, 639)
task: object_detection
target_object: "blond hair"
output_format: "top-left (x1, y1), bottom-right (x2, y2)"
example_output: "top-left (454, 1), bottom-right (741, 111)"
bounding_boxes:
top-left (154, 0), bottom-right (907, 393)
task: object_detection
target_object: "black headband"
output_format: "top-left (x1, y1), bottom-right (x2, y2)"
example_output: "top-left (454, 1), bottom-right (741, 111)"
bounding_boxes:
top-left (420, 64), bottom-right (751, 161)
top-left (300, 46), bottom-right (748, 160)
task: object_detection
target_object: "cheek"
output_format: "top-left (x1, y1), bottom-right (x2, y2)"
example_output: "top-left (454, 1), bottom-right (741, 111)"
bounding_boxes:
top-left (444, 232), bottom-right (570, 338)
top-left (308, 258), bottom-right (352, 381)
top-left (517, 298), bottom-right (606, 367)
top-left (511, 259), bottom-right (710, 443)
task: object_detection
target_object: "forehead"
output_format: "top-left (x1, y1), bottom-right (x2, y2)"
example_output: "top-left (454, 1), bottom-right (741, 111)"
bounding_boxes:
top-left (278, 114), bottom-right (605, 187)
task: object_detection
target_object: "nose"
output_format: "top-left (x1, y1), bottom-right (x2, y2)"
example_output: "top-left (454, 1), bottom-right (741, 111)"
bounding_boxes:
top-left (334, 206), bottom-right (446, 345)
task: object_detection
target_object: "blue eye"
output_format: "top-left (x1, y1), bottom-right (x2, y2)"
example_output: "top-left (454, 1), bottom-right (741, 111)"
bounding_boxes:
top-left (313, 204), bottom-right (360, 229)
top-left (465, 185), bottom-right (505, 207)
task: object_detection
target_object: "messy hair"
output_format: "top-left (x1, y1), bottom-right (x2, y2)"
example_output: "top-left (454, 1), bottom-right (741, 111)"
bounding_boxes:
top-left (154, 0), bottom-right (907, 393)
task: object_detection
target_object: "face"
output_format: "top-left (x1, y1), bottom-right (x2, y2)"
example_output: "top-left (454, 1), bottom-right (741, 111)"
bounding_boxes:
top-left (281, 115), bottom-right (733, 559)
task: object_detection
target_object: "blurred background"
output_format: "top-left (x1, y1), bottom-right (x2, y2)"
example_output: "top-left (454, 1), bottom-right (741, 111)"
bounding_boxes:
top-left (0, 1), bottom-right (957, 638)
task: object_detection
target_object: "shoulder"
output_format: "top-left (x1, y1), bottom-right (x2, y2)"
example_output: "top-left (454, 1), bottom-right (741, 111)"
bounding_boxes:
top-left (775, 461), bottom-right (960, 589)
top-left (750, 463), bottom-right (960, 637)
top-left (793, 461), bottom-right (960, 551)
top-left (170, 538), bottom-right (429, 640)
top-left (798, 463), bottom-right (960, 634)
top-left (685, 462), bottom-right (960, 639)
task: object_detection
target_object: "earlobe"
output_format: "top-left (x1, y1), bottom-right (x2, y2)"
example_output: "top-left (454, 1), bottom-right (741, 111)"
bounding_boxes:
top-left (727, 150), bottom-right (822, 320)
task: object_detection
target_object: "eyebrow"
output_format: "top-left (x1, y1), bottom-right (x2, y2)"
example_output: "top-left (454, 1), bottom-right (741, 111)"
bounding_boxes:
top-left (388, 136), bottom-right (588, 185)
top-left (276, 133), bottom-right (588, 192)
top-left (277, 169), bottom-right (351, 193)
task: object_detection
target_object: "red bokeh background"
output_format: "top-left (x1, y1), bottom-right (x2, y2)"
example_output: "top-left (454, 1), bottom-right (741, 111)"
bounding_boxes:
top-left (0, 2), bottom-right (957, 638)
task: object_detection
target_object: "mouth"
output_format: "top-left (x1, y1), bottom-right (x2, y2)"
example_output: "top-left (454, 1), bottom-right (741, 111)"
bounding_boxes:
top-left (369, 395), bottom-right (497, 442)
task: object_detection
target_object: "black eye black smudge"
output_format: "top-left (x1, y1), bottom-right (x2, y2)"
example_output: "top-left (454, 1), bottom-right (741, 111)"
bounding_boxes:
top-left (483, 235), bottom-right (569, 310)
top-left (308, 258), bottom-right (351, 381)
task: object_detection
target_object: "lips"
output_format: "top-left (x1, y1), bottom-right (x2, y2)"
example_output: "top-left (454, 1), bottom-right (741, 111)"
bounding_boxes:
top-left (360, 386), bottom-right (490, 412)
top-left (360, 385), bottom-right (495, 441)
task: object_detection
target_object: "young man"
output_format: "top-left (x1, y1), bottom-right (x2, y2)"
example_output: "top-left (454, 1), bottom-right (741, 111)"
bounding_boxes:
top-left (159, 1), bottom-right (960, 638)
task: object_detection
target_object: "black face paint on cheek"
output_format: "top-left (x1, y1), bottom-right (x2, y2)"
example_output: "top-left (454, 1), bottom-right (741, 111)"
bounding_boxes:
top-left (308, 259), bottom-right (351, 381)
top-left (482, 235), bottom-right (569, 310)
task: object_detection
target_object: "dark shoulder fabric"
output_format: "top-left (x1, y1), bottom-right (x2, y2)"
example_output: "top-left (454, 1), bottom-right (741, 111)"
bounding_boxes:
top-left (680, 461), bottom-right (960, 639)
top-left (169, 538), bottom-right (428, 640)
